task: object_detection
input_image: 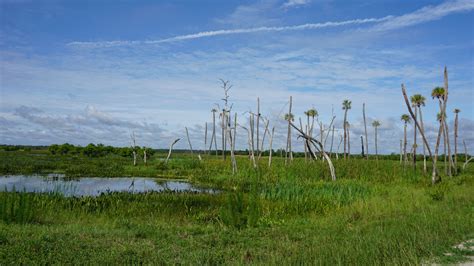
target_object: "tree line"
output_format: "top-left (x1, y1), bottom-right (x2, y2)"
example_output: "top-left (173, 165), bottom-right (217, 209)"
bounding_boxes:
top-left (47, 143), bottom-right (154, 158)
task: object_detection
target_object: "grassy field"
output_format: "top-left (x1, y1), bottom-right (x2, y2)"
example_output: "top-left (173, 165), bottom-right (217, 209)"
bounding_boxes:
top-left (1, 150), bottom-right (473, 264)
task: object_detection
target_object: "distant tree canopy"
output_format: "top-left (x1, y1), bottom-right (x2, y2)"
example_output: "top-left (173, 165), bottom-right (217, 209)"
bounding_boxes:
top-left (48, 143), bottom-right (154, 158)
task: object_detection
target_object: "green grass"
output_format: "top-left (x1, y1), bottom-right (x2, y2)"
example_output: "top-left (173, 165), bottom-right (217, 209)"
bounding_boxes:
top-left (0, 150), bottom-right (473, 264)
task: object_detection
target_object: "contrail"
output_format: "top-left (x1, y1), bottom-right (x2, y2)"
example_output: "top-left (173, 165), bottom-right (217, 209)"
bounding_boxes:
top-left (67, 17), bottom-right (392, 48)
top-left (67, 0), bottom-right (474, 48)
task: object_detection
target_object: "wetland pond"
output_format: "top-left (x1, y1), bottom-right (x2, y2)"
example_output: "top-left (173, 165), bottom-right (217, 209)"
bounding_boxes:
top-left (0, 175), bottom-right (216, 197)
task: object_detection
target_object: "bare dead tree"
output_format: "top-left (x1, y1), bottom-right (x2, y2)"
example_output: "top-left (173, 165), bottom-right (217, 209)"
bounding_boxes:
top-left (361, 136), bottom-right (365, 157)
top-left (220, 79), bottom-right (233, 160)
top-left (143, 148), bottom-right (147, 165)
top-left (165, 138), bottom-right (180, 164)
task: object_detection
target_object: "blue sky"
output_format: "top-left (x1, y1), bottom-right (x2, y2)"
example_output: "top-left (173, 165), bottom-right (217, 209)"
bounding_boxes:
top-left (0, 0), bottom-right (473, 153)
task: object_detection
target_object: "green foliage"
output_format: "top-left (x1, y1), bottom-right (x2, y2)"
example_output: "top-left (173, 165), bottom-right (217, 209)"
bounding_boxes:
top-left (0, 149), bottom-right (473, 264)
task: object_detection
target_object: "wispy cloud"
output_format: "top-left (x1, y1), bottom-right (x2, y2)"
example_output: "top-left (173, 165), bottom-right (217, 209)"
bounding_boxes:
top-left (67, 0), bottom-right (474, 48)
top-left (370, 0), bottom-right (474, 32)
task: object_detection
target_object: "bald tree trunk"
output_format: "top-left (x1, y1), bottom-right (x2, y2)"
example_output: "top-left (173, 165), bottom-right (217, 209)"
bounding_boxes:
top-left (454, 111), bottom-right (459, 174)
top-left (443, 67), bottom-right (453, 177)
top-left (418, 107), bottom-right (427, 174)
top-left (413, 105), bottom-right (417, 171)
top-left (403, 123), bottom-right (408, 167)
top-left (285, 96), bottom-right (293, 164)
top-left (343, 110), bottom-right (348, 160)
top-left (256, 97), bottom-right (260, 158)
top-left (363, 103), bottom-right (369, 159)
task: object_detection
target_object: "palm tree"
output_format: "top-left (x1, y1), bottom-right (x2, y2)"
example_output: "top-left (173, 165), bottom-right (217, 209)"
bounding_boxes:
top-left (284, 113), bottom-right (295, 121)
top-left (454, 109), bottom-right (460, 174)
top-left (410, 94), bottom-right (426, 172)
top-left (342, 99), bottom-right (352, 160)
top-left (431, 86), bottom-right (445, 102)
top-left (411, 94), bottom-right (427, 173)
top-left (304, 108), bottom-right (318, 137)
top-left (401, 114), bottom-right (411, 167)
top-left (372, 120), bottom-right (381, 161)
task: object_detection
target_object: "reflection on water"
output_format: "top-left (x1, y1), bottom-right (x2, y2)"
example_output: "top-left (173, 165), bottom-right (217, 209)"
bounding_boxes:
top-left (0, 175), bottom-right (215, 197)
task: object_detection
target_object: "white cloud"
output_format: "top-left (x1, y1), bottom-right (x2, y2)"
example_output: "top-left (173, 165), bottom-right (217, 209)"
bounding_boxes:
top-left (282, 0), bottom-right (311, 9)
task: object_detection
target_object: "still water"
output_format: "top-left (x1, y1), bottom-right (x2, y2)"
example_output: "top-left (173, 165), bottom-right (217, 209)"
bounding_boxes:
top-left (0, 175), bottom-right (215, 197)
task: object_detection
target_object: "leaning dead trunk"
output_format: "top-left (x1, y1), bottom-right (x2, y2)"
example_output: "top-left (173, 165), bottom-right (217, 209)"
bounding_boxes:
top-left (361, 136), bottom-right (365, 157)
top-left (289, 122), bottom-right (336, 181)
top-left (185, 127), bottom-right (200, 160)
top-left (165, 138), bottom-right (180, 164)
top-left (401, 84), bottom-right (436, 183)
